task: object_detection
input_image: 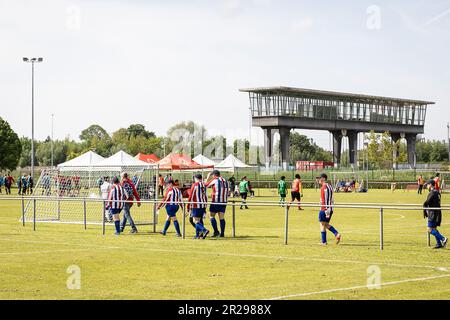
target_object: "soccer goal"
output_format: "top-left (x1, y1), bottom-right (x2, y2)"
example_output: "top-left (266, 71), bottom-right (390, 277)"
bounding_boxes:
top-left (22, 165), bottom-right (160, 227)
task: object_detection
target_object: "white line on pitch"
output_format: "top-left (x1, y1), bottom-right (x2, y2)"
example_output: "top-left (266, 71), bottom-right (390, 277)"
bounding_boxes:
top-left (0, 248), bottom-right (101, 255)
top-left (0, 238), bottom-right (120, 250)
top-left (266, 274), bottom-right (450, 300)
top-left (0, 238), bottom-right (448, 272)
top-left (125, 246), bottom-right (450, 272)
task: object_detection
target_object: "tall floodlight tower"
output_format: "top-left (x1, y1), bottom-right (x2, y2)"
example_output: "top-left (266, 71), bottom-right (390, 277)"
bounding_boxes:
top-left (23, 57), bottom-right (44, 180)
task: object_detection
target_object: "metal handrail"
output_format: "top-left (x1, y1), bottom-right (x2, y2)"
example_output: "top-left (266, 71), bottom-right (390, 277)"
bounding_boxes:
top-left (1, 195), bottom-right (447, 251)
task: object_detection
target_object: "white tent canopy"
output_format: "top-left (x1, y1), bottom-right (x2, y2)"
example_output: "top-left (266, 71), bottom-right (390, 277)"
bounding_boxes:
top-left (214, 154), bottom-right (253, 172)
top-left (57, 151), bottom-right (105, 171)
top-left (193, 154), bottom-right (217, 167)
top-left (93, 150), bottom-right (153, 170)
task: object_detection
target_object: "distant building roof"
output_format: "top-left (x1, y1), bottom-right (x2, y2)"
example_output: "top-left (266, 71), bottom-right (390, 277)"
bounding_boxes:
top-left (239, 86), bottom-right (435, 105)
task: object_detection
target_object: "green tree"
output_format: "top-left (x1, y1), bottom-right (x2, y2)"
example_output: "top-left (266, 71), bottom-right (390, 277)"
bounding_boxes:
top-left (380, 131), bottom-right (393, 168)
top-left (79, 124), bottom-right (112, 157)
top-left (429, 140), bottom-right (447, 162)
top-left (0, 117), bottom-right (22, 171)
top-left (127, 124), bottom-right (155, 139)
top-left (80, 124), bottom-right (110, 142)
top-left (166, 121), bottom-right (207, 157)
top-left (289, 132), bottom-right (332, 164)
top-left (36, 139), bottom-right (69, 166)
top-left (18, 137), bottom-right (32, 168)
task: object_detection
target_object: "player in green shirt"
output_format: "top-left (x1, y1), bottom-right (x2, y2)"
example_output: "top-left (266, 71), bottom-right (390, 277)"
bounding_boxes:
top-left (278, 176), bottom-right (287, 206)
top-left (239, 177), bottom-right (250, 209)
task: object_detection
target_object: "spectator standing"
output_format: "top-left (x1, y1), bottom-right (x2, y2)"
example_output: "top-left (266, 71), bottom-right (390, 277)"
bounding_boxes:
top-left (417, 175), bottom-right (424, 194)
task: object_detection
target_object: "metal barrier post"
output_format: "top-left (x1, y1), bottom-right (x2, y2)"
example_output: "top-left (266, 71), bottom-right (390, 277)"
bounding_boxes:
top-left (379, 207), bottom-right (384, 250)
top-left (284, 204), bottom-right (289, 245)
top-left (21, 195), bottom-right (25, 226)
top-left (102, 201), bottom-right (106, 235)
top-left (83, 199), bottom-right (87, 230)
top-left (232, 201), bottom-right (236, 238)
top-left (33, 199), bottom-right (36, 231)
top-left (182, 203), bottom-right (186, 239)
top-left (154, 164), bottom-right (159, 233)
top-left (153, 202), bottom-right (157, 233)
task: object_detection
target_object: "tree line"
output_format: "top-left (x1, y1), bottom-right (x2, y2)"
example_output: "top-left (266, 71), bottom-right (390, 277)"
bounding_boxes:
top-left (0, 116), bottom-right (448, 172)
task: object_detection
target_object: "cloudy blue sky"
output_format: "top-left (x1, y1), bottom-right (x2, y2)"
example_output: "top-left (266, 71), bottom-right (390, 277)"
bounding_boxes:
top-left (0, 0), bottom-right (449, 150)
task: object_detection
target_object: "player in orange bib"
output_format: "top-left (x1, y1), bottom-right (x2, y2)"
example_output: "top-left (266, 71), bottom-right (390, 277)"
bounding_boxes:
top-left (289, 174), bottom-right (303, 210)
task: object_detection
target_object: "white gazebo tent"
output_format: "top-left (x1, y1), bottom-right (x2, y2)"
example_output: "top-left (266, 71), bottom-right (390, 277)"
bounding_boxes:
top-left (192, 154), bottom-right (217, 167)
top-left (214, 154), bottom-right (254, 172)
top-left (93, 150), bottom-right (152, 171)
top-left (57, 151), bottom-right (105, 171)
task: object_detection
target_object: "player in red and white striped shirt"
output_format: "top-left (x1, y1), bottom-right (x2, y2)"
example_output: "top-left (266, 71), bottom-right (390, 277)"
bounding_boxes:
top-left (157, 180), bottom-right (183, 237)
top-left (318, 173), bottom-right (341, 245)
top-left (106, 176), bottom-right (129, 235)
top-left (187, 174), bottom-right (210, 239)
top-left (205, 170), bottom-right (229, 238)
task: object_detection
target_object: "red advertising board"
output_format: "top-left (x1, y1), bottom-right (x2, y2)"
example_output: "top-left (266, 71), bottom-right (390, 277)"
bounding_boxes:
top-left (295, 161), bottom-right (334, 171)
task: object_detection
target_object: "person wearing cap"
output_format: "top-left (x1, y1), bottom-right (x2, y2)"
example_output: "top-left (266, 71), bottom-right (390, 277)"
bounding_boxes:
top-left (106, 176), bottom-right (128, 235)
top-left (423, 179), bottom-right (447, 249)
top-left (205, 170), bottom-right (229, 238)
top-left (120, 172), bottom-right (141, 234)
top-left (187, 174), bottom-right (209, 239)
top-left (318, 173), bottom-right (342, 245)
top-left (157, 179), bottom-right (183, 237)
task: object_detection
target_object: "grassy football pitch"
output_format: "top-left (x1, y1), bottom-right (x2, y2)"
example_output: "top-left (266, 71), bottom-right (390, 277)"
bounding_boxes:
top-left (0, 189), bottom-right (448, 300)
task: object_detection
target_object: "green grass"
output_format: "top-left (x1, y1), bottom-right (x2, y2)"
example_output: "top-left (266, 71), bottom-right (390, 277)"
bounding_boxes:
top-left (0, 189), bottom-right (449, 300)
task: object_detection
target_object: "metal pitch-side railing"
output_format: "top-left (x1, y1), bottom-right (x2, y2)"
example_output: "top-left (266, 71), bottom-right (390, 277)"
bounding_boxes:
top-left (0, 196), bottom-right (448, 251)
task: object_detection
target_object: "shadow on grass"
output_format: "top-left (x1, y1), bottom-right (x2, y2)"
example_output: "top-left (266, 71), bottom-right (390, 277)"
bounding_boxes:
top-left (120, 233), bottom-right (280, 240)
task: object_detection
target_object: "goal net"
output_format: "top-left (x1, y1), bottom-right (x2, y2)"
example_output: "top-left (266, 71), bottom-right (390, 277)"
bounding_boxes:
top-left (22, 165), bottom-right (159, 227)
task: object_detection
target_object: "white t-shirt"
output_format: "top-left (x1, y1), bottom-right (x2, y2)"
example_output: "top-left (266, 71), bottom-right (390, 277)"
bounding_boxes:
top-left (100, 182), bottom-right (111, 200)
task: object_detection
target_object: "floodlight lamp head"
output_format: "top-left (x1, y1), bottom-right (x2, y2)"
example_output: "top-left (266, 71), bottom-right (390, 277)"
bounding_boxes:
top-left (38, 57), bottom-right (43, 62)
top-left (23, 57), bottom-right (29, 62)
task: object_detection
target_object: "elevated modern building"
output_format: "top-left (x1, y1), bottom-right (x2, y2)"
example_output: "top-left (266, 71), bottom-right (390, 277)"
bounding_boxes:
top-left (240, 86), bottom-right (434, 169)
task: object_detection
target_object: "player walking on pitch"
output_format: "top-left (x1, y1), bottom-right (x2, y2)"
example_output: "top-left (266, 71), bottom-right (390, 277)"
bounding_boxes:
top-left (107, 176), bottom-right (128, 236)
top-left (278, 176), bottom-right (287, 206)
top-left (423, 179), bottom-right (447, 249)
top-left (205, 170), bottom-right (229, 238)
top-left (157, 180), bottom-right (183, 237)
top-left (318, 173), bottom-right (342, 245)
top-left (239, 176), bottom-right (250, 210)
top-left (187, 174), bottom-right (210, 239)
top-left (289, 174), bottom-right (303, 210)
top-left (120, 172), bottom-right (141, 234)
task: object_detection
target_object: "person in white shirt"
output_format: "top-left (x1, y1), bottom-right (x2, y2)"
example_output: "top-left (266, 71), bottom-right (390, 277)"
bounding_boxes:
top-left (100, 177), bottom-right (112, 222)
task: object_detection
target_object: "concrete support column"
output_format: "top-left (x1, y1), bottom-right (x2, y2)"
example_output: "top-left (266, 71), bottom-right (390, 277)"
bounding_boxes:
top-left (406, 134), bottom-right (417, 168)
top-left (391, 133), bottom-right (401, 170)
top-left (348, 130), bottom-right (358, 168)
top-left (331, 130), bottom-right (342, 168)
top-left (279, 127), bottom-right (291, 171)
top-left (263, 128), bottom-right (273, 168)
